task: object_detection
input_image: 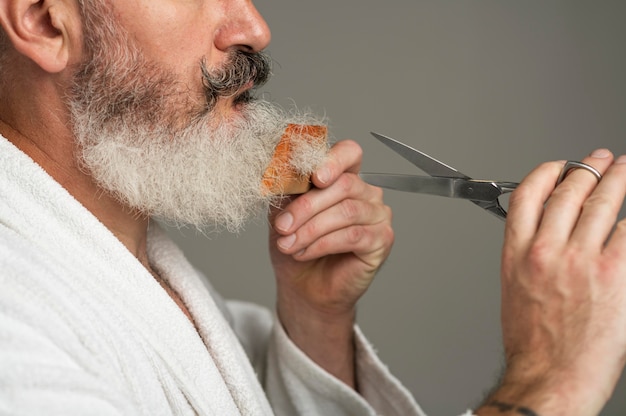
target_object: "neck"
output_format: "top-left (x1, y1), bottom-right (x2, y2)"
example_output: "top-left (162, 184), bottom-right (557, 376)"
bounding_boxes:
top-left (0, 117), bottom-right (151, 261)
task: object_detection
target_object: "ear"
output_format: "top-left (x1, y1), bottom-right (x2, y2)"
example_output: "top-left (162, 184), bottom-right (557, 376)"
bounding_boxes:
top-left (0, 0), bottom-right (80, 73)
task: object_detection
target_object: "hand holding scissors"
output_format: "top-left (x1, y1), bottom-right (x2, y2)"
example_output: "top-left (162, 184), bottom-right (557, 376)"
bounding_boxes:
top-left (364, 133), bottom-right (626, 414)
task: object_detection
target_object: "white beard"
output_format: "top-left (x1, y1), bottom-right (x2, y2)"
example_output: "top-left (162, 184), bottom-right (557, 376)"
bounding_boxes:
top-left (74, 101), bottom-right (307, 232)
top-left (68, 2), bottom-right (327, 233)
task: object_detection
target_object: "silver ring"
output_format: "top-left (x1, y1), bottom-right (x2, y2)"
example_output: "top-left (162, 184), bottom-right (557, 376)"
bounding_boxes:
top-left (557, 160), bottom-right (603, 185)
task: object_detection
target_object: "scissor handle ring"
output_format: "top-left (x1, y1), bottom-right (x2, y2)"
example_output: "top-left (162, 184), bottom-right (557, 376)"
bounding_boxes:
top-left (557, 160), bottom-right (602, 185)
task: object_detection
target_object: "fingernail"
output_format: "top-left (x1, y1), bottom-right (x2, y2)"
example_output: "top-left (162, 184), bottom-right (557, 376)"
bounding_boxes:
top-left (591, 148), bottom-right (611, 158)
top-left (616, 155), bottom-right (626, 164)
top-left (277, 234), bottom-right (296, 249)
top-left (317, 167), bottom-right (331, 184)
top-left (275, 212), bottom-right (293, 231)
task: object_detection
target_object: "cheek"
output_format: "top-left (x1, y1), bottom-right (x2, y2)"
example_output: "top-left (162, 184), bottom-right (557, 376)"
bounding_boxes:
top-left (116, 3), bottom-right (219, 68)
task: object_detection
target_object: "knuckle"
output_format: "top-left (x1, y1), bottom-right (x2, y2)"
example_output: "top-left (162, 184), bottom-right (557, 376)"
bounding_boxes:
top-left (300, 217), bottom-right (319, 241)
top-left (314, 236), bottom-right (330, 253)
top-left (550, 181), bottom-right (578, 199)
top-left (525, 237), bottom-right (554, 276)
top-left (561, 246), bottom-right (586, 269)
top-left (294, 194), bottom-right (315, 217)
top-left (381, 223), bottom-right (395, 246)
top-left (508, 185), bottom-right (534, 210)
top-left (346, 225), bottom-right (365, 244)
top-left (582, 192), bottom-right (615, 213)
top-left (595, 256), bottom-right (618, 281)
top-left (339, 199), bottom-right (360, 221)
top-left (336, 173), bottom-right (356, 194)
top-left (592, 254), bottom-right (626, 288)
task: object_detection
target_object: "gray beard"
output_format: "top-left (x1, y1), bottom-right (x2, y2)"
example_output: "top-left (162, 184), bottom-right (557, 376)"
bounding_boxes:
top-left (72, 100), bottom-right (303, 232)
top-left (67, 0), bottom-right (327, 233)
top-left (71, 81), bottom-right (326, 233)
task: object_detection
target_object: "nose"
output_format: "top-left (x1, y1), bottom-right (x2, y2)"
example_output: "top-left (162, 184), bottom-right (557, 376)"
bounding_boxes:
top-left (214, 1), bottom-right (272, 53)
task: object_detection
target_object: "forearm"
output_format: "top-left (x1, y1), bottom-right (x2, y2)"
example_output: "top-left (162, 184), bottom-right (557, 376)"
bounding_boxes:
top-left (276, 292), bottom-right (357, 389)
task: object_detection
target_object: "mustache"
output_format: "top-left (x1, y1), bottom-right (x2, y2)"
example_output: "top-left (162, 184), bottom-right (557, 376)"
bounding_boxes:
top-left (201, 51), bottom-right (272, 109)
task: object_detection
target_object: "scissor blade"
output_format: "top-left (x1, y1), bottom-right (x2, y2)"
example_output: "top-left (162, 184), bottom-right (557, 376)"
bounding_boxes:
top-left (360, 173), bottom-right (503, 202)
top-left (370, 132), bottom-right (469, 179)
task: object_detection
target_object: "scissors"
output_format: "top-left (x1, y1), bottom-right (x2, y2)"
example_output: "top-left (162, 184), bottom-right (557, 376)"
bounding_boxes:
top-left (360, 132), bottom-right (520, 221)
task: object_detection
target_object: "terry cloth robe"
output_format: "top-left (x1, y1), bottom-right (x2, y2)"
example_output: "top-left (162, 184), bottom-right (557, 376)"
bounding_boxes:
top-left (0, 133), bottom-right (428, 416)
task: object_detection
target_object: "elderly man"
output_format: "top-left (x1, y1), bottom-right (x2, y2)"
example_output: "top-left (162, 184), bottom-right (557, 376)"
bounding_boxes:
top-left (1, 1), bottom-right (626, 416)
top-left (0, 0), bottom-right (421, 414)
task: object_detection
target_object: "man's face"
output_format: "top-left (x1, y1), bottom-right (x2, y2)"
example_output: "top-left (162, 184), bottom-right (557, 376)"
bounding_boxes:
top-left (98, 0), bottom-right (272, 118)
top-left (68, 0), bottom-right (325, 231)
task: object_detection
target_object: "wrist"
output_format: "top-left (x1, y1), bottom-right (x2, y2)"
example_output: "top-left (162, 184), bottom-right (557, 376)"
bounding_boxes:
top-left (277, 295), bottom-right (356, 353)
top-left (475, 370), bottom-right (609, 416)
top-left (276, 285), bottom-right (357, 338)
top-left (277, 292), bottom-right (357, 388)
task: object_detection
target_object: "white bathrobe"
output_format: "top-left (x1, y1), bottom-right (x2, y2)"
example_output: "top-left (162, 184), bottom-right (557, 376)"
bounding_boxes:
top-left (0, 134), bottom-right (427, 416)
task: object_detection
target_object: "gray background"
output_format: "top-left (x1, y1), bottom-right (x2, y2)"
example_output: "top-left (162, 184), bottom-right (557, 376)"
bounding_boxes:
top-left (164, 1), bottom-right (626, 414)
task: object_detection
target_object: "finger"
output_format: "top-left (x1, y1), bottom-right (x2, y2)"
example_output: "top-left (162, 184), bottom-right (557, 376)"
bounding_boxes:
top-left (276, 198), bottom-right (391, 255)
top-left (538, 149), bottom-right (614, 244)
top-left (290, 221), bottom-right (393, 263)
top-left (273, 173), bottom-right (378, 235)
top-left (505, 161), bottom-right (565, 249)
top-left (312, 140), bottom-right (362, 189)
top-left (571, 155), bottom-right (626, 249)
